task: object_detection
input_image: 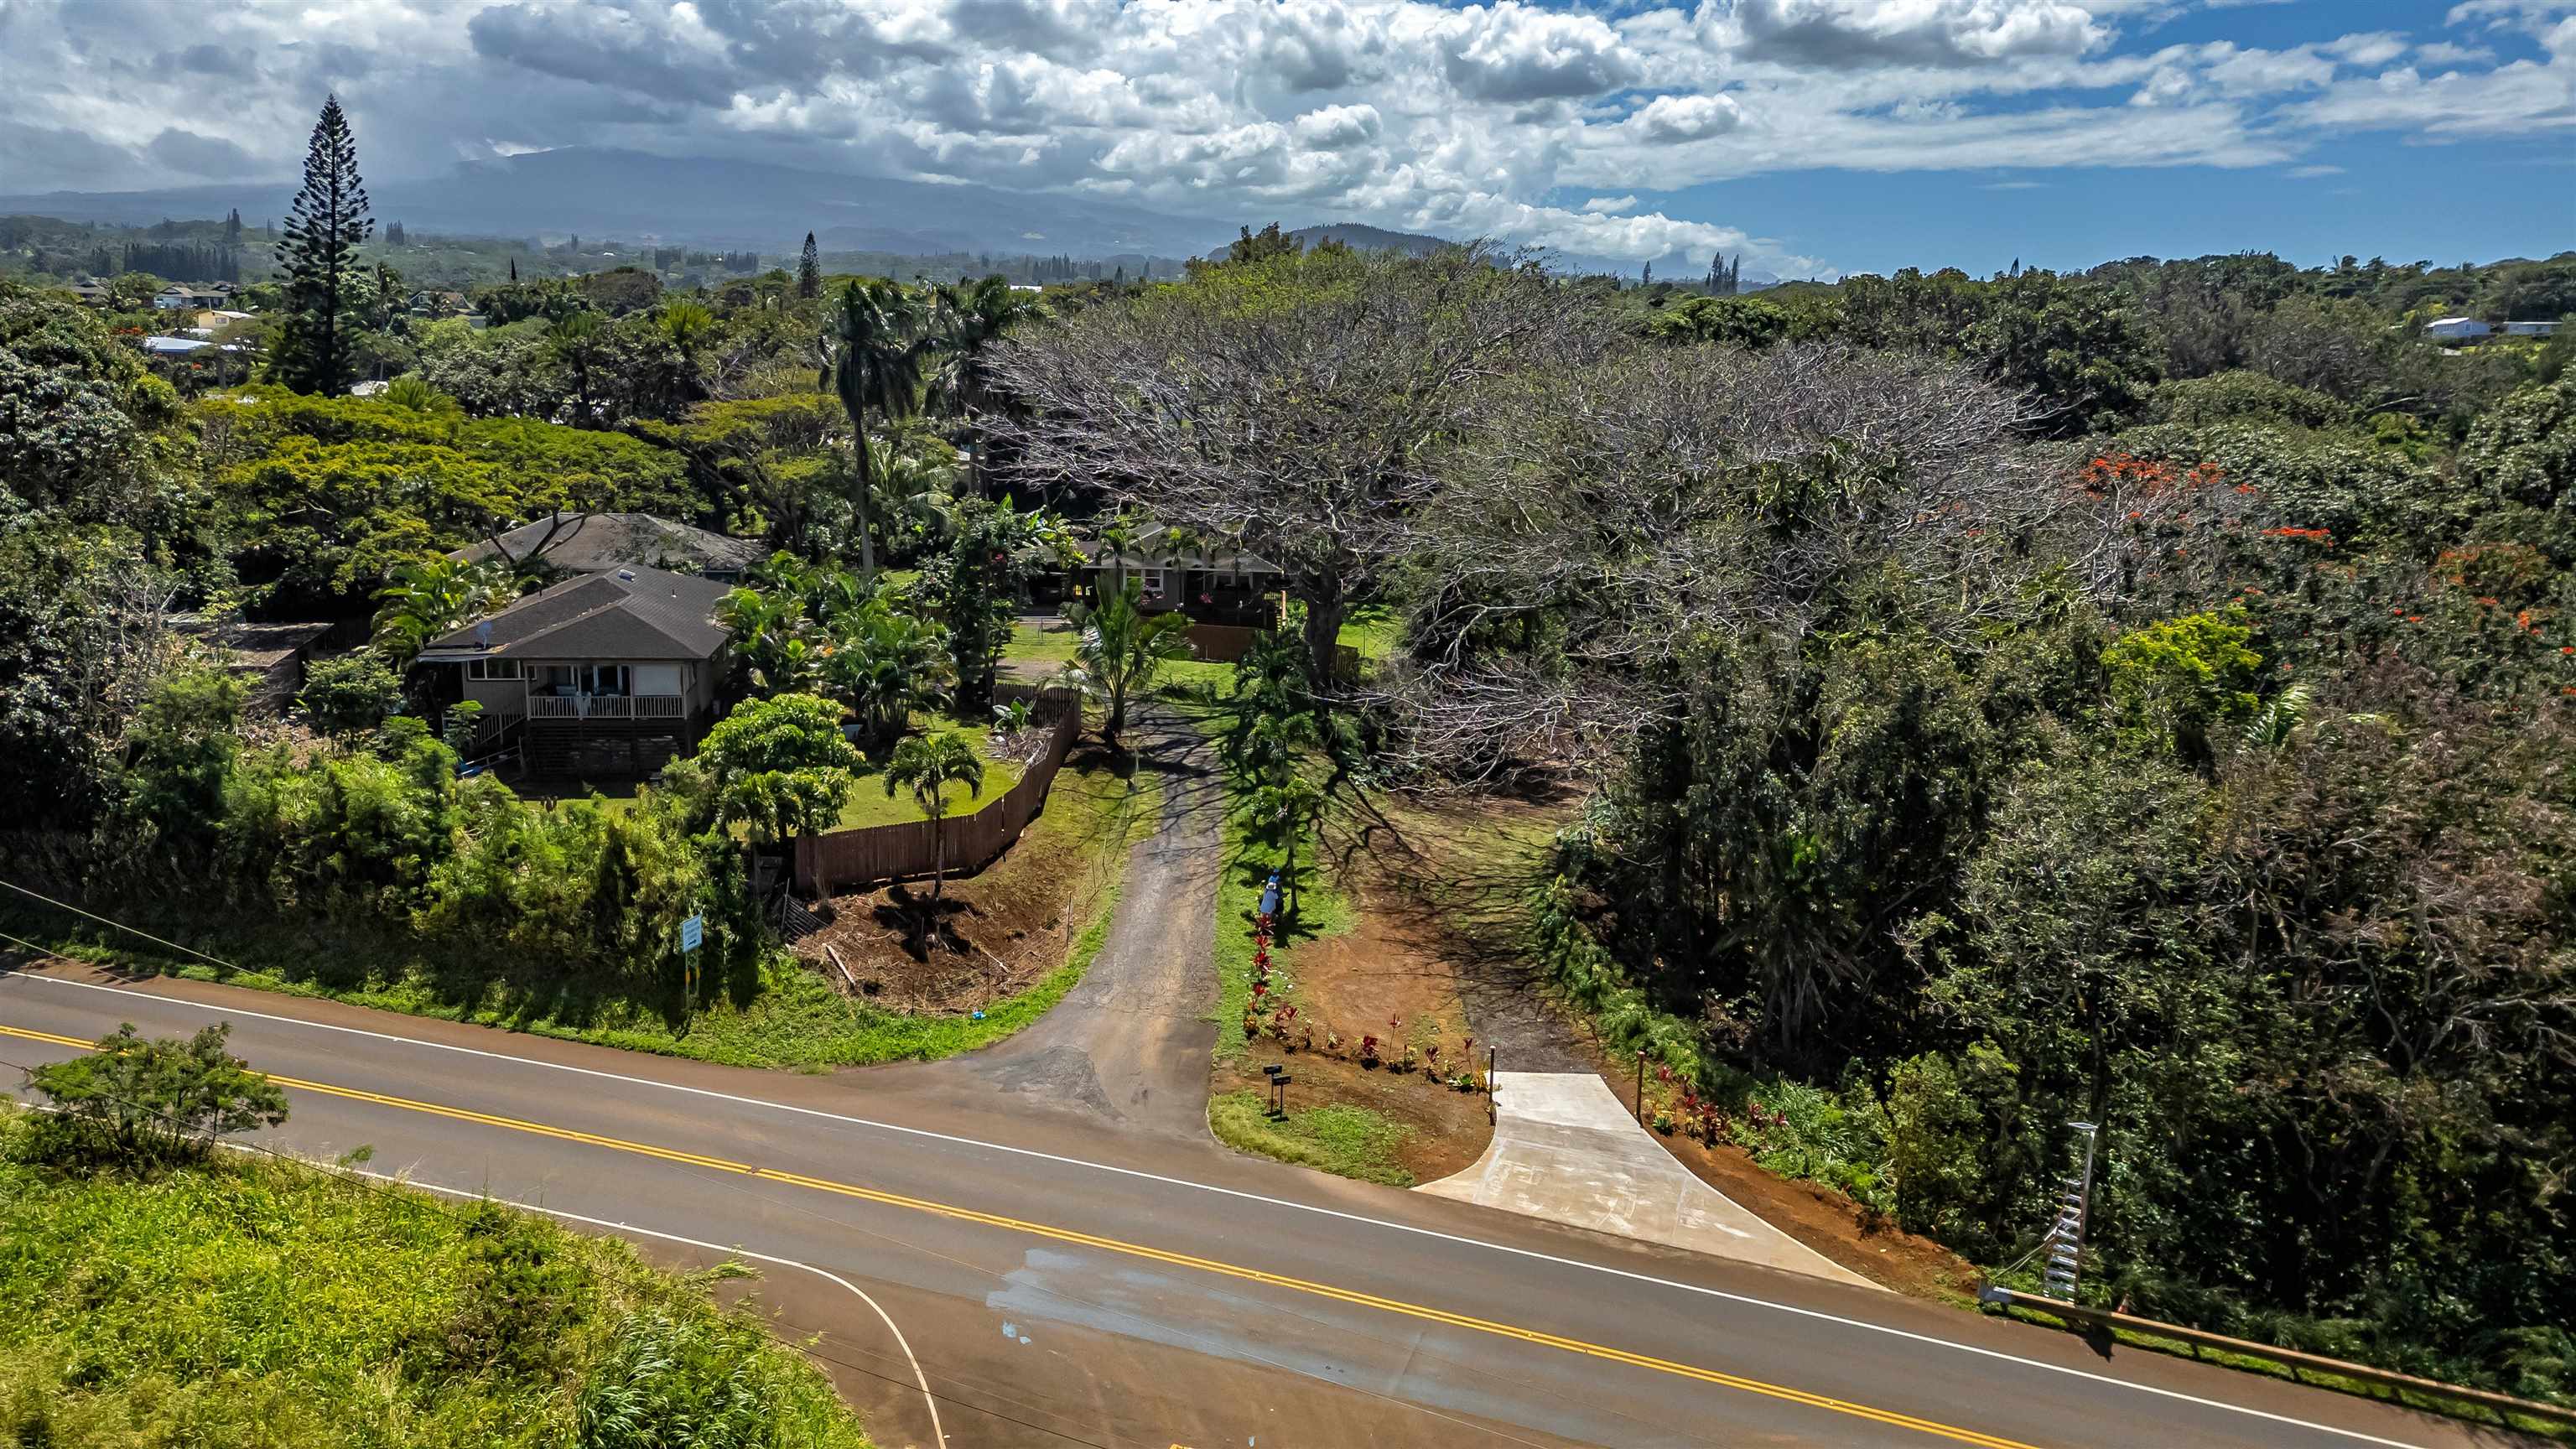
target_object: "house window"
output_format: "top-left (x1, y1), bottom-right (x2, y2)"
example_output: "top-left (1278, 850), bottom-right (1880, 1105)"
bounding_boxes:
top-left (1140, 567), bottom-right (1166, 596)
top-left (579, 664), bottom-right (631, 696)
top-left (465, 657), bottom-right (520, 681)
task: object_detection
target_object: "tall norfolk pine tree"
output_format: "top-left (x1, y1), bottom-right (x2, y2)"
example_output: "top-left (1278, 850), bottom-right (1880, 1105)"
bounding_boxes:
top-left (273, 95), bottom-right (373, 396)
top-left (797, 232), bottom-right (822, 299)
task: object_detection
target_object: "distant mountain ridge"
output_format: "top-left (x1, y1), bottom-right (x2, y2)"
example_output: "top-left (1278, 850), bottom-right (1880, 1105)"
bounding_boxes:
top-left (0, 148), bottom-right (1254, 260)
top-left (1201, 222), bottom-right (1457, 259)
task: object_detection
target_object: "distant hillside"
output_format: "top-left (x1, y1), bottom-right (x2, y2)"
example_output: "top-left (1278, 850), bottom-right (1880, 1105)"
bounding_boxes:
top-left (0, 148), bottom-right (1242, 261)
top-left (1288, 223), bottom-right (1454, 255)
top-left (1203, 222), bottom-right (1457, 260)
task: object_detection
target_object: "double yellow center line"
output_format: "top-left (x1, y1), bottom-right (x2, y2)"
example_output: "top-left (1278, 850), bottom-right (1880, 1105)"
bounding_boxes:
top-left (3, 1021), bottom-right (2043, 1448)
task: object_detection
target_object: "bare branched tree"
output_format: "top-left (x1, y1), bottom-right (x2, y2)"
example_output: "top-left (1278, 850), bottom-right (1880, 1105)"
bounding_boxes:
top-left (1387, 342), bottom-right (2054, 779)
top-left (989, 243), bottom-right (1613, 690)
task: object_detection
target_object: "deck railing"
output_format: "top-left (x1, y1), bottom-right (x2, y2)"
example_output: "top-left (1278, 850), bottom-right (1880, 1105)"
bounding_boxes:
top-left (527, 693), bottom-right (686, 720)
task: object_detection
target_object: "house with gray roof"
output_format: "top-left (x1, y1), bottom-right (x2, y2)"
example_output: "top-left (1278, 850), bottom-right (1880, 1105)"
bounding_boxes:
top-left (416, 565), bottom-right (733, 776)
top-left (450, 512), bottom-right (766, 584)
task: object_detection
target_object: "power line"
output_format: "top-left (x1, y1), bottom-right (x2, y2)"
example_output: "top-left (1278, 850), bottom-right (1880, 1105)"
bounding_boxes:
top-left (0, 891), bottom-right (1670, 1445)
top-left (1, 877), bottom-right (251, 975)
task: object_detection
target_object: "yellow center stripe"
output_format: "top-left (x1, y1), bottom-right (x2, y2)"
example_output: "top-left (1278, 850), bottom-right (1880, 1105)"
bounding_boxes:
top-left (2, 1021), bottom-right (2044, 1449)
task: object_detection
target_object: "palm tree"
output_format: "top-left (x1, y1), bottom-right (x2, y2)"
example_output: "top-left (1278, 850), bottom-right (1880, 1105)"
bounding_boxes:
top-left (865, 432), bottom-right (958, 555)
top-left (933, 275), bottom-right (1043, 496)
top-left (657, 298), bottom-right (717, 409)
top-left (884, 732), bottom-right (986, 923)
top-left (714, 584), bottom-right (817, 695)
top-left (382, 376), bottom-right (461, 420)
top-left (1059, 576), bottom-right (1194, 747)
top-left (821, 600), bottom-right (951, 747)
top-left (548, 309), bottom-right (606, 427)
top-left (372, 556), bottom-right (508, 662)
top-left (820, 279), bottom-right (943, 578)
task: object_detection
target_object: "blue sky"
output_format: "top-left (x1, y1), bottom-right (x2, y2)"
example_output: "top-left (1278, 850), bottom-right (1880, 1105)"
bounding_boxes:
top-left (1618, 1), bottom-right (2576, 276)
top-left (1640, 131), bottom-right (2573, 279)
top-left (3, 0), bottom-right (2570, 274)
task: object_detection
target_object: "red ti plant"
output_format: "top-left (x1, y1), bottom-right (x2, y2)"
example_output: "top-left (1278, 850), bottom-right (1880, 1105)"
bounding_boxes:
top-left (1423, 1042), bottom-right (1441, 1073)
top-left (1359, 1034), bottom-right (1379, 1064)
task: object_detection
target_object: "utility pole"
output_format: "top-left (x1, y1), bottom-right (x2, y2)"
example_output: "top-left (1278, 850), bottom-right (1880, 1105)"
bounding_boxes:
top-left (2041, 1120), bottom-right (2100, 1301)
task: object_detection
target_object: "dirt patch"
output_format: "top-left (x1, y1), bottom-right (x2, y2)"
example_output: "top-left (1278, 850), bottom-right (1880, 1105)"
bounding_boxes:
top-left (1328, 792), bottom-right (1592, 1070)
top-left (795, 750), bottom-right (1137, 1015)
top-left (1279, 880), bottom-right (1478, 1059)
top-left (1219, 1044), bottom-right (1494, 1186)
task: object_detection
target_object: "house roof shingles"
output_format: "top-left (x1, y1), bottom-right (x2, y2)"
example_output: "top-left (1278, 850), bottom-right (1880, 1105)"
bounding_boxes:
top-left (420, 566), bottom-right (730, 662)
top-left (451, 512), bottom-right (766, 578)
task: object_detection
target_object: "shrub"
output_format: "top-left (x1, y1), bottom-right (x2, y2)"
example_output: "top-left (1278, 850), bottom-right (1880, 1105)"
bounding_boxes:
top-left (21, 1022), bottom-right (287, 1164)
top-left (295, 649), bottom-right (407, 736)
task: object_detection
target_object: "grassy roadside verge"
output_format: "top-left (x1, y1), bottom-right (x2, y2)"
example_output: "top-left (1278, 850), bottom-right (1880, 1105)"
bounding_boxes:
top-left (1208, 808), bottom-right (1353, 1064)
top-left (0, 1109), bottom-right (873, 1447)
top-left (4, 761), bottom-right (1159, 1072)
top-left (1208, 1091), bottom-right (1417, 1187)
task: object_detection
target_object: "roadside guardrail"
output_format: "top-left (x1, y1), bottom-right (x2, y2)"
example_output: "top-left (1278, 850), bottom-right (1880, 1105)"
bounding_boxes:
top-left (1977, 1285), bottom-right (2576, 1431)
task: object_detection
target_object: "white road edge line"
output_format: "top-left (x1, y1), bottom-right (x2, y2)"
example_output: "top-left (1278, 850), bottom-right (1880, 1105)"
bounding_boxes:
top-left (7, 969), bottom-right (2438, 1449)
top-left (362, 1170), bottom-right (950, 1449)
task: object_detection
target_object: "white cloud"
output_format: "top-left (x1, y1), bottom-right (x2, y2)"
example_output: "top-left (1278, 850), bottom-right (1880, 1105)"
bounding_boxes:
top-left (1723, 0), bottom-right (2106, 69)
top-left (1427, 2), bottom-right (1639, 103)
top-left (2285, 163), bottom-right (2343, 176)
top-left (0, 0), bottom-right (2568, 272)
top-left (2415, 41), bottom-right (2498, 65)
top-left (1627, 92), bottom-right (1744, 143)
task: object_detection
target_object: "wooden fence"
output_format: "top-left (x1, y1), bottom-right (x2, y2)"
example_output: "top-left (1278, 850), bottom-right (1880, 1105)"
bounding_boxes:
top-left (1185, 622), bottom-right (1262, 663)
top-left (792, 688), bottom-right (1083, 896)
top-left (1183, 622), bottom-right (1361, 679)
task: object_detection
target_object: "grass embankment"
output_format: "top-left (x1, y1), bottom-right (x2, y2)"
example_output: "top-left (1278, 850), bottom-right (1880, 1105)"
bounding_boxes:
top-left (1208, 811), bottom-right (1354, 1065)
top-left (1208, 1091), bottom-right (1417, 1187)
top-left (0, 1111), bottom-right (872, 1447)
top-left (1202, 774), bottom-right (1440, 1187)
top-left (8, 758), bottom-right (1156, 1073)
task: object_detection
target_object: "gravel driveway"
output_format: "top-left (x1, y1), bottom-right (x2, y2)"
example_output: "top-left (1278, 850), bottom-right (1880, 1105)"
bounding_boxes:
top-left (926, 702), bottom-right (1223, 1140)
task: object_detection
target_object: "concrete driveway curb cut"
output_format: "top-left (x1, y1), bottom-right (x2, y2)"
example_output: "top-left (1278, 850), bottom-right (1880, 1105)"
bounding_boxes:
top-left (1420, 1071), bottom-right (1880, 1289)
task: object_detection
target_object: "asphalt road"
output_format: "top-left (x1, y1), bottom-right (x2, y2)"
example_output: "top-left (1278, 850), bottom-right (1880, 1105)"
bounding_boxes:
top-left (0, 964), bottom-right (2524, 1449)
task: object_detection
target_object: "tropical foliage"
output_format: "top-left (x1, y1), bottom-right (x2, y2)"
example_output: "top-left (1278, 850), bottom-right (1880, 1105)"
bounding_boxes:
top-left (1058, 576), bottom-right (1193, 745)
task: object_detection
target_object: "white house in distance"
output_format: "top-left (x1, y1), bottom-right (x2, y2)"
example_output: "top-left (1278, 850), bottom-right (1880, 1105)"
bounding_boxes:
top-left (153, 283), bottom-right (233, 310)
top-left (2424, 316), bottom-right (2563, 341)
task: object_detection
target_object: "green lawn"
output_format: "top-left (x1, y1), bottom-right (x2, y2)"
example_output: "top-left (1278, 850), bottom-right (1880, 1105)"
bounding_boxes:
top-left (1000, 617), bottom-right (1082, 677)
top-left (1208, 1092), bottom-right (1416, 1187)
top-left (838, 727), bottom-right (1026, 830)
top-left (0, 1110), bottom-right (874, 1447)
top-left (564, 721), bottom-right (1026, 832)
top-left (1338, 610), bottom-right (1401, 664)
